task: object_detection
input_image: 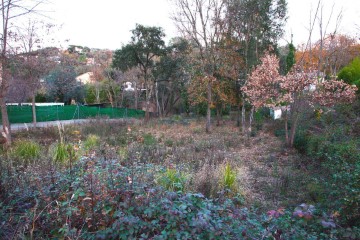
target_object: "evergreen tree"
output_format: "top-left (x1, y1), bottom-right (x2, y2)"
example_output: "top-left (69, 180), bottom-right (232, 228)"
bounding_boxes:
top-left (112, 24), bottom-right (166, 121)
top-left (285, 42), bottom-right (296, 74)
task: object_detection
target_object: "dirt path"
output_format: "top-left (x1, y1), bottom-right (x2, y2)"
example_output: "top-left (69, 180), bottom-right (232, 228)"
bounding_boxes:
top-left (1, 118), bottom-right (140, 131)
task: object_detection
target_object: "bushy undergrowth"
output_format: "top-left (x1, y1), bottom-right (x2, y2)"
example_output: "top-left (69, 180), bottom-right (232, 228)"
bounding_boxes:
top-left (1, 155), bottom-right (357, 239)
top-left (291, 100), bottom-right (360, 227)
top-left (0, 116), bottom-right (359, 239)
top-left (301, 131), bottom-right (360, 227)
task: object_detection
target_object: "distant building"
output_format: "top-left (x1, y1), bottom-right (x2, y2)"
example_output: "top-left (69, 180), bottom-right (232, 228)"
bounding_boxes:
top-left (76, 72), bottom-right (95, 84)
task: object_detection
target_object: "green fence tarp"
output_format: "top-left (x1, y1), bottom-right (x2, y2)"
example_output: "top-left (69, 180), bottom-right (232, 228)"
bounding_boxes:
top-left (1, 105), bottom-right (144, 124)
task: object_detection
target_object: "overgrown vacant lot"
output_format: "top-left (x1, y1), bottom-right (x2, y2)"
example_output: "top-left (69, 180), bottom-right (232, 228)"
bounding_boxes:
top-left (0, 117), bottom-right (359, 239)
top-left (144, 119), bottom-right (309, 207)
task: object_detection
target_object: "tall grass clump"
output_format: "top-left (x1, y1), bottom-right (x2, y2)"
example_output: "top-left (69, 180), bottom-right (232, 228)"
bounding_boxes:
top-left (11, 140), bottom-right (41, 165)
top-left (49, 121), bottom-right (78, 164)
top-left (83, 134), bottom-right (100, 151)
top-left (191, 163), bottom-right (221, 198)
top-left (222, 163), bottom-right (237, 192)
top-left (51, 143), bottom-right (70, 164)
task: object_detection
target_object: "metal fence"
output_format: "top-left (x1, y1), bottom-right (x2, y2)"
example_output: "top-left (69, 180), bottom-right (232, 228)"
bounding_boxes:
top-left (1, 105), bottom-right (144, 124)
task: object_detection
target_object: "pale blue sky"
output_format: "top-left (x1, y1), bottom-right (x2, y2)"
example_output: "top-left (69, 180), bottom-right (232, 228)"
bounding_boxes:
top-left (46, 0), bottom-right (359, 50)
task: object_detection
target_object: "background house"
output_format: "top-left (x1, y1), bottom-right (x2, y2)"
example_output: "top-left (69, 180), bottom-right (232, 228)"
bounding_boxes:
top-left (76, 72), bottom-right (95, 84)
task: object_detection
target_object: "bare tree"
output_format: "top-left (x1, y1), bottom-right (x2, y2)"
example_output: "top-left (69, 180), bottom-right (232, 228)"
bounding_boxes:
top-left (0, 0), bottom-right (48, 145)
top-left (316, 1), bottom-right (342, 79)
top-left (299, 0), bottom-right (342, 75)
top-left (171, 0), bottom-right (226, 133)
top-left (14, 20), bottom-right (56, 127)
top-left (321, 34), bottom-right (356, 76)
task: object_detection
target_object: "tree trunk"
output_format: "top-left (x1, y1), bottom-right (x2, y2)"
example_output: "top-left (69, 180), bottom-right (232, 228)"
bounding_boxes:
top-left (32, 94), bottom-right (37, 128)
top-left (248, 106), bottom-right (254, 135)
top-left (95, 84), bottom-right (100, 104)
top-left (236, 104), bottom-right (241, 127)
top-left (155, 81), bottom-right (161, 117)
top-left (134, 82), bottom-right (138, 109)
top-left (206, 81), bottom-right (211, 133)
top-left (216, 105), bottom-right (220, 127)
top-left (0, 97), bottom-right (11, 147)
top-left (289, 112), bottom-right (299, 147)
top-left (144, 73), bottom-right (150, 123)
top-left (284, 109), bottom-right (289, 146)
top-left (241, 99), bottom-right (246, 134)
top-left (107, 90), bottom-right (114, 107)
top-left (161, 89), bottom-right (165, 116)
top-left (121, 90), bottom-right (124, 108)
top-left (145, 100), bottom-right (150, 123)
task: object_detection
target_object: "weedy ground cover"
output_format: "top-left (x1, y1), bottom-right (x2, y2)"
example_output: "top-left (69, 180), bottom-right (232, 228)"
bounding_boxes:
top-left (0, 117), bottom-right (358, 239)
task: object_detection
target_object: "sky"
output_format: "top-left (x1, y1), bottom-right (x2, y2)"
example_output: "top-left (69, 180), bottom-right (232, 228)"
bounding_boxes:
top-left (48, 0), bottom-right (178, 50)
top-left (44, 0), bottom-right (360, 50)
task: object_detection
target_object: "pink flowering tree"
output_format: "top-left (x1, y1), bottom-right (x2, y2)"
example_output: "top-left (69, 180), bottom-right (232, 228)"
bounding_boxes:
top-left (241, 54), bottom-right (284, 109)
top-left (242, 53), bottom-right (357, 147)
top-left (283, 67), bottom-right (357, 147)
top-left (241, 54), bottom-right (285, 134)
top-left (312, 80), bottom-right (357, 107)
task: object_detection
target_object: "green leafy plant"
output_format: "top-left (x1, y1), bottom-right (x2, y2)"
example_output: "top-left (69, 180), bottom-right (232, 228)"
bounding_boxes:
top-left (222, 163), bottom-right (237, 191)
top-left (157, 168), bottom-right (186, 192)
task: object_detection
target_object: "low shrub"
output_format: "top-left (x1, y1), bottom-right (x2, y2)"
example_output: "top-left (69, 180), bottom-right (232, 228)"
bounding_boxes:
top-left (171, 114), bottom-right (183, 121)
top-left (322, 152), bottom-right (360, 226)
top-left (142, 133), bottom-right (157, 146)
top-left (164, 139), bottom-right (174, 147)
top-left (118, 147), bottom-right (128, 163)
top-left (254, 107), bottom-right (269, 130)
top-left (293, 129), bottom-right (308, 154)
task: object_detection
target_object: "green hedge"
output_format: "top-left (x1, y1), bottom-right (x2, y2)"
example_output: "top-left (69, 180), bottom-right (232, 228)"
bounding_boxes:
top-left (1, 105), bottom-right (144, 124)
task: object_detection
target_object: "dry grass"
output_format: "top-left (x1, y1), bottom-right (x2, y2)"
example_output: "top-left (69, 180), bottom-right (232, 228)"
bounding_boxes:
top-left (139, 119), bottom-right (311, 209)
